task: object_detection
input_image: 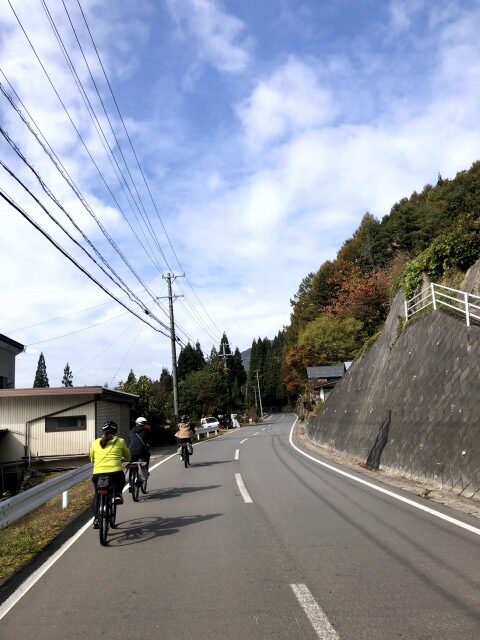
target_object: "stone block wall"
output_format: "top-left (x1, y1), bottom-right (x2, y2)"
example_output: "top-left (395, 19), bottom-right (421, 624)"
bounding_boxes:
top-left (307, 288), bottom-right (480, 498)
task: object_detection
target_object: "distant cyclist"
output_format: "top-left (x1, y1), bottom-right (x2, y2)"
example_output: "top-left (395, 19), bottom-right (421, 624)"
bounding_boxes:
top-left (90, 420), bottom-right (131, 529)
top-left (175, 415), bottom-right (195, 453)
top-left (127, 416), bottom-right (151, 488)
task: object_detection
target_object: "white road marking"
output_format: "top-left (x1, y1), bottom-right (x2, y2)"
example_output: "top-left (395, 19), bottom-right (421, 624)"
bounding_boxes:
top-left (253, 431), bottom-right (260, 436)
top-left (291, 584), bottom-right (339, 639)
top-left (262, 427), bottom-right (267, 431)
top-left (0, 450), bottom-right (174, 621)
top-left (235, 449), bottom-right (240, 460)
top-left (289, 418), bottom-right (480, 538)
top-left (240, 438), bottom-right (249, 444)
top-left (235, 473), bottom-right (253, 503)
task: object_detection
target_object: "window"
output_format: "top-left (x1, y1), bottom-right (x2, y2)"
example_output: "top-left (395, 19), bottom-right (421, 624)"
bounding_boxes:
top-left (0, 376), bottom-right (8, 389)
top-left (45, 415), bottom-right (87, 432)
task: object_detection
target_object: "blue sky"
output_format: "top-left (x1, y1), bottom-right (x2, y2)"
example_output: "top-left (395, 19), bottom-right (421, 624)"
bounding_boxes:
top-left (1, 0), bottom-right (480, 388)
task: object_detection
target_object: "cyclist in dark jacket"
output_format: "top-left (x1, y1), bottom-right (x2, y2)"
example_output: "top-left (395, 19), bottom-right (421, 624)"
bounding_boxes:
top-left (128, 417), bottom-right (151, 464)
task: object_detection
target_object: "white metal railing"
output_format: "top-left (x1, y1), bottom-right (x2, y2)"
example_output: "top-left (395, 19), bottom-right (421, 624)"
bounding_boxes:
top-left (0, 463), bottom-right (92, 530)
top-left (405, 282), bottom-right (480, 326)
top-left (194, 425), bottom-right (218, 440)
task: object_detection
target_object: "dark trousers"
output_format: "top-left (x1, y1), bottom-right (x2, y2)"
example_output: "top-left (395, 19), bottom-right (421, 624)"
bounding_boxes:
top-left (92, 470), bottom-right (125, 515)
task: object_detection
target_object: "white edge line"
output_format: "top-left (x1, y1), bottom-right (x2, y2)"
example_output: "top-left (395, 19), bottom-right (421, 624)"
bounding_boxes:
top-left (289, 417), bottom-right (480, 537)
top-left (240, 438), bottom-right (249, 444)
top-left (291, 584), bottom-right (339, 639)
top-left (235, 473), bottom-right (253, 503)
top-left (0, 448), bottom-right (186, 620)
top-left (235, 449), bottom-right (240, 460)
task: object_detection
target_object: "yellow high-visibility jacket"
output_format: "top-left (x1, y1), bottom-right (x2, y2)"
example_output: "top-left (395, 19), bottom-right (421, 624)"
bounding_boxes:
top-left (90, 436), bottom-right (131, 474)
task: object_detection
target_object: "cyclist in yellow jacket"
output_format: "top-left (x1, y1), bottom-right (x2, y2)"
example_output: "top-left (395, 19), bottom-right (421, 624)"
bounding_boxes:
top-left (90, 420), bottom-right (131, 529)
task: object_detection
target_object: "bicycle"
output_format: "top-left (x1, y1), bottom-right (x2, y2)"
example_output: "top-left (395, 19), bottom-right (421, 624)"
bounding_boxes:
top-left (96, 475), bottom-right (118, 546)
top-left (180, 442), bottom-right (192, 468)
top-left (128, 461), bottom-right (148, 501)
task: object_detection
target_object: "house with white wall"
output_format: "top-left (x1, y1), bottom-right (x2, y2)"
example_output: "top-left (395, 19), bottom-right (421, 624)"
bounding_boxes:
top-left (0, 386), bottom-right (137, 491)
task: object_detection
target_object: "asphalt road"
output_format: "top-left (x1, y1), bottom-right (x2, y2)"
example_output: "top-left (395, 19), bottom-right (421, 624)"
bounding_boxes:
top-left (1, 414), bottom-right (480, 639)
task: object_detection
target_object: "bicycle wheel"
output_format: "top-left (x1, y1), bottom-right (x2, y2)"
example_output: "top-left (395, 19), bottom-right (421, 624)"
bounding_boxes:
top-left (184, 447), bottom-right (189, 468)
top-left (99, 494), bottom-right (109, 546)
top-left (110, 493), bottom-right (117, 528)
top-left (141, 476), bottom-right (148, 494)
top-left (131, 468), bottom-right (140, 502)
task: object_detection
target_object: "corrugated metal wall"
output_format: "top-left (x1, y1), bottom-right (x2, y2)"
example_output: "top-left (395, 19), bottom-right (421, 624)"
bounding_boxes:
top-left (0, 395), bottom-right (96, 463)
top-left (29, 402), bottom-right (96, 458)
top-left (95, 400), bottom-right (131, 440)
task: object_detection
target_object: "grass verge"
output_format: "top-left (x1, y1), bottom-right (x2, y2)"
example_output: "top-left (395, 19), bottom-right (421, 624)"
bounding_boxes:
top-left (0, 479), bottom-right (92, 585)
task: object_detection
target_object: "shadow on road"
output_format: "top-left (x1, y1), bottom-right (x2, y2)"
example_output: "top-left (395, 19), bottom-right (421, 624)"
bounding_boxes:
top-left (189, 460), bottom-right (233, 468)
top-left (107, 512), bottom-right (222, 546)
top-left (144, 485), bottom-right (220, 501)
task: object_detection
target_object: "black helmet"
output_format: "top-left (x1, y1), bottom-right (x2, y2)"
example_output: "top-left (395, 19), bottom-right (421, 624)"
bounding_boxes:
top-left (102, 420), bottom-right (118, 434)
top-left (180, 415), bottom-right (188, 422)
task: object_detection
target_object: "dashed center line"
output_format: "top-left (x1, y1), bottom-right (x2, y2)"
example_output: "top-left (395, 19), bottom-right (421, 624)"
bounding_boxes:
top-left (262, 427), bottom-right (267, 431)
top-left (235, 473), bottom-right (253, 503)
top-left (291, 584), bottom-right (339, 639)
top-left (253, 431), bottom-right (260, 436)
top-left (240, 438), bottom-right (249, 444)
top-left (235, 449), bottom-right (239, 460)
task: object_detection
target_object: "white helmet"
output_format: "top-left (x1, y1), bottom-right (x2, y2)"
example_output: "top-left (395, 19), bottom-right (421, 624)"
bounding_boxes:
top-left (135, 416), bottom-right (147, 425)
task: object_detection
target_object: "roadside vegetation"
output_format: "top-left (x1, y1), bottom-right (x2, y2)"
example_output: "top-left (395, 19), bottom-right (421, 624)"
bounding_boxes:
top-left (0, 480), bottom-right (92, 584)
top-left (242, 163), bottom-right (480, 405)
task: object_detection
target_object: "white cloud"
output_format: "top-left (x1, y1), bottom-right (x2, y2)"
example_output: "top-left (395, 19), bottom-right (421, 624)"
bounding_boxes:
top-left (3, 0), bottom-right (480, 390)
top-left (238, 57), bottom-right (335, 148)
top-left (166, 0), bottom-right (252, 74)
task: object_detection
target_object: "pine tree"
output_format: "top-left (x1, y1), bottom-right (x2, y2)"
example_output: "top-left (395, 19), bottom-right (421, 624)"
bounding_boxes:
top-left (33, 352), bottom-right (49, 388)
top-left (178, 343), bottom-right (204, 380)
top-left (62, 363), bottom-right (73, 387)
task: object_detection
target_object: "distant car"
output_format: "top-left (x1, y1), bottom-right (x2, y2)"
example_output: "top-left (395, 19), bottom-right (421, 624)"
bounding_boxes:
top-left (200, 416), bottom-right (220, 430)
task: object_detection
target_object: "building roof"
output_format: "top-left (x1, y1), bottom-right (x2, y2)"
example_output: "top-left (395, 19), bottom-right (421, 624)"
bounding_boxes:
top-left (0, 333), bottom-right (24, 354)
top-left (0, 387), bottom-right (138, 402)
top-left (307, 365), bottom-right (345, 380)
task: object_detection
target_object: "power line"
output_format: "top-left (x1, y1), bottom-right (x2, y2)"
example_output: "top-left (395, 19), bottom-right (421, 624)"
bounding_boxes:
top-left (5, 288), bottom-right (147, 334)
top-left (4, 3), bottom-right (165, 274)
top-left (0, 128), bottom-right (157, 318)
top-left (40, 0), bottom-right (167, 271)
top-left (76, 0), bottom-right (223, 340)
top-left (59, 0), bottom-right (171, 268)
top-left (75, 318), bottom-right (137, 375)
top-left (0, 153), bottom-right (173, 337)
top-left (0, 186), bottom-right (170, 338)
top-left (0, 114), bottom-right (171, 330)
top-left (8, 0), bottom-right (222, 345)
top-left (0, 71), bottom-right (163, 275)
top-left (26, 311), bottom-right (129, 346)
top-left (109, 325), bottom-right (143, 387)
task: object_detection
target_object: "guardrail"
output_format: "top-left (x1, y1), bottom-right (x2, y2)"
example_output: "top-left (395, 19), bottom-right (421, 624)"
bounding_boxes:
top-left (194, 425), bottom-right (218, 440)
top-left (0, 463), bottom-right (92, 530)
top-left (405, 282), bottom-right (480, 326)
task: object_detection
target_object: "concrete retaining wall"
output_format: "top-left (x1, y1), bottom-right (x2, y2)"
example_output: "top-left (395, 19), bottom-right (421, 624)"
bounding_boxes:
top-left (307, 281), bottom-right (480, 498)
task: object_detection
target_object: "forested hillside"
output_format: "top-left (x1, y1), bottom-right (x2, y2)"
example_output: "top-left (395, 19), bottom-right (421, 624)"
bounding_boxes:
top-left (248, 162), bottom-right (480, 401)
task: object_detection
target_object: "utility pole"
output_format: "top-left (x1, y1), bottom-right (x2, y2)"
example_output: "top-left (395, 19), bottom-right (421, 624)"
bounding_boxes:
top-left (219, 344), bottom-right (233, 371)
top-left (161, 273), bottom-right (184, 424)
top-left (252, 385), bottom-right (258, 412)
top-left (255, 370), bottom-right (263, 418)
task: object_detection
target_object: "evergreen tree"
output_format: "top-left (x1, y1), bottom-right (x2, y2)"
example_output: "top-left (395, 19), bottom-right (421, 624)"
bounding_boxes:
top-left (62, 363), bottom-right (73, 387)
top-left (194, 341), bottom-right (206, 369)
top-left (33, 352), bottom-right (49, 388)
top-left (178, 343), bottom-right (204, 380)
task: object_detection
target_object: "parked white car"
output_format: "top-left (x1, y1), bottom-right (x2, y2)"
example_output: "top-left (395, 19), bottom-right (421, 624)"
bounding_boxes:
top-left (200, 416), bottom-right (220, 429)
